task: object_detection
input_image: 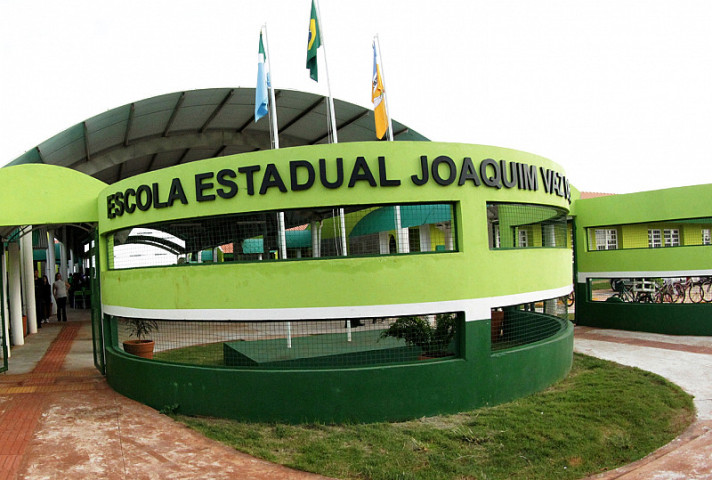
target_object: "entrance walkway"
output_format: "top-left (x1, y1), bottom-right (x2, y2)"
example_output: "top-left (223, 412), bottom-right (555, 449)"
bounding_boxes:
top-left (0, 310), bottom-right (333, 480)
top-left (576, 326), bottom-right (712, 480)
top-left (2, 315), bottom-right (711, 479)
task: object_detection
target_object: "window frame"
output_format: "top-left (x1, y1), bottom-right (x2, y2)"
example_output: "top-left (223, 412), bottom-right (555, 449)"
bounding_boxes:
top-left (648, 229), bottom-right (662, 248)
top-left (594, 228), bottom-right (618, 251)
top-left (663, 228), bottom-right (680, 247)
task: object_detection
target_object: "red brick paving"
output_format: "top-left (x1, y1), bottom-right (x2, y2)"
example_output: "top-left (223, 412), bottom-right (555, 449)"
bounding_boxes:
top-left (0, 326), bottom-right (77, 478)
top-left (0, 322), bottom-right (109, 479)
top-left (0, 320), bottom-right (332, 480)
top-left (576, 326), bottom-right (712, 355)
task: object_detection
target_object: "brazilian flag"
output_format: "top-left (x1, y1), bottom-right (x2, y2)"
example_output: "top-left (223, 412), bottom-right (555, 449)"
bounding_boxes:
top-left (306, 0), bottom-right (321, 81)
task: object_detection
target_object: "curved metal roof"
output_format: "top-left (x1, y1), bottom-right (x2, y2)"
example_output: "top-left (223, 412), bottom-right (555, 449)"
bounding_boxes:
top-left (7, 87), bottom-right (428, 185)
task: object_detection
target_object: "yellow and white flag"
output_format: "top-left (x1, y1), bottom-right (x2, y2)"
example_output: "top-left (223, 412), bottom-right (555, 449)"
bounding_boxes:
top-left (372, 42), bottom-right (388, 139)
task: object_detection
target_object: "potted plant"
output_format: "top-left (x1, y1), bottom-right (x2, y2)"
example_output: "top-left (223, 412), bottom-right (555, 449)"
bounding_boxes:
top-left (122, 318), bottom-right (158, 359)
top-left (380, 313), bottom-right (458, 359)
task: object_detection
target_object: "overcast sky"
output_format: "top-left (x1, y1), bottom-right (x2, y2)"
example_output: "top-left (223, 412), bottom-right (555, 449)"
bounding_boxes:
top-left (1, 0), bottom-right (711, 194)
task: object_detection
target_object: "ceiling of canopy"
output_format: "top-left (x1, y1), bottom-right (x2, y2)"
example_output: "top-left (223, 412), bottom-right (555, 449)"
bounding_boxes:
top-left (7, 87), bottom-right (428, 185)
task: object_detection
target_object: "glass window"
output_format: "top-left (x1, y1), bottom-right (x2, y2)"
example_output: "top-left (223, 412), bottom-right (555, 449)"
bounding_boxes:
top-left (518, 229), bottom-right (529, 247)
top-left (590, 219), bottom-right (710, 250)
top-left (663, 229), bottom-right (680, 247)
top-left (542, 224), bottom-right (557, 247)
top-left (595, 229), bottom-right (617, 250)
top-left (109, 203), bottom-right (456, 269)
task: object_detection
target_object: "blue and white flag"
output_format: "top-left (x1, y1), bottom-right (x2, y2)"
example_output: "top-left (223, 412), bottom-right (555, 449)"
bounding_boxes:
top-left (255, 32), bottom-right (269, 122)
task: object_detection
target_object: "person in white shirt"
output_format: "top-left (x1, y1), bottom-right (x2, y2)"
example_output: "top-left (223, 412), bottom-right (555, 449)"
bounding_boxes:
top-left (52, 273), bottom-right (69, 322)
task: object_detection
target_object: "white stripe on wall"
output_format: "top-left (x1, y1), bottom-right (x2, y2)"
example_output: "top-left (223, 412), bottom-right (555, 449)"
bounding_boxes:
top-left (103, 284), bottom-right (572, 323)
top-left (577, 270), bottom-right (712, 283)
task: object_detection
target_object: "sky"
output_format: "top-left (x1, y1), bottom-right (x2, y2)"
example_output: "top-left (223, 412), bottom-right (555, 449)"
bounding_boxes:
top-left (1, 0), bottom-right (711, 194)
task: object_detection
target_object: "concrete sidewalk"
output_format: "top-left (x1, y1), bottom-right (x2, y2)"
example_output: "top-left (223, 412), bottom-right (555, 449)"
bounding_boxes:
top-left (0, 311), bottom-right (333, 480)
top-left (576, 326), bottom-right (712, 480)
top-left (2, 314), bottom-right (711, 479)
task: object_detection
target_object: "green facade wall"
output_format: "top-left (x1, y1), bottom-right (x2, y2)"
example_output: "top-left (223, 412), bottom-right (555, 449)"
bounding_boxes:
top-left (573, 184), bottom-right (712, 335)
top-left (96, 141), bottom-right (574, 422)
top-left (98, 142), bottom-right (572, 313)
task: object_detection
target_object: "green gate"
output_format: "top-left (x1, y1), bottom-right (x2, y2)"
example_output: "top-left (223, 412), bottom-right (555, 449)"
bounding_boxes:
top-left (89, 229), bottom-right (105, 374)
top-left (0, 240), bottom-right (9, 373)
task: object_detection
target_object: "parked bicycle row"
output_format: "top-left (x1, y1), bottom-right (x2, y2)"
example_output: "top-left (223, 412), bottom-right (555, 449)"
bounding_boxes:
top-left (592, 277), bottom-right (712, 304)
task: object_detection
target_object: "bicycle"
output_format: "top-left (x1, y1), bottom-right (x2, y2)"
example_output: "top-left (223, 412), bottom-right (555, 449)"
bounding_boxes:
top-left (564, 290), bottom-right (575, 307)
top-left (653, 280), bottom-right (676, 303)
top-left (671, 277), bottom-right (704, 304)
top-left (611, 280), bottom-right (636, 303)
top-left (699, 276), bottom-right (712, 303)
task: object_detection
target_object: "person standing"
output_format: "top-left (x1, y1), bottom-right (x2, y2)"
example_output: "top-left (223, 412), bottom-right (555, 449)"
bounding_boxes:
top-left (53, 272), bottom-right (68, 322)
top-left (34, 272), bottom-right (43, 329)
top-left (40, 275), bottom-right (52, 324)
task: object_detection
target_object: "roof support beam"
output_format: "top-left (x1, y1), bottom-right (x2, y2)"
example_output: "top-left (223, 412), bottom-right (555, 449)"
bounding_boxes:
top-left (393, 127), bottom-right (409, 138)
top-left (73, 129), bottom-right (307, 177)
top-left (311, 110), bottom-right (368, 144)
top-left (213, 145), bottom-right (226, 158)
top-left (83, 122), bottom-right (91, 162)
top-left (236, 115), bottom-right (255, 133)
top-left (116, 161), bottom-right (124, 183)
top-left (176, 148), bottom-right (191, 165)
top-left (200, 89), bottom-right (235, 133)
top-left (279, 97), bottom-right (325, 133)
top-left (163, 92), bottom-right (186, 137)
top-left (236, 89), bottom-right (283, 133)
top-left (35, 147), bottom-right (46, 164)
top-left (145, 152), bottom-right (158, 173)
top-left (124, 103), bottom-right (136, 146)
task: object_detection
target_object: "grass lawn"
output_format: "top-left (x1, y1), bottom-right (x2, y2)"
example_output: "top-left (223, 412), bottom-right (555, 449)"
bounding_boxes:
top-left (175, 354), bottom-right (694, 480)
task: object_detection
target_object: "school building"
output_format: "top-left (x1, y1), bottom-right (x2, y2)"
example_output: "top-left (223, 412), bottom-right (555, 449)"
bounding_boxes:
top-left (0, 87), bottom-right (708, 423)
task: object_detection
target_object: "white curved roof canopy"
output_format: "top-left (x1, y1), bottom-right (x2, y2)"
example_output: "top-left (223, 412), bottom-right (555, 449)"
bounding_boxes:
top-left (7, 88), bottom-right (428, 184)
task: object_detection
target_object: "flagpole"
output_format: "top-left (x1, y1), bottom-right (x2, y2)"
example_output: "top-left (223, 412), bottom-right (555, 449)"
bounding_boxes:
top-left (374, 35), bottom-right (408, 253)
top-left (311, 0), bottom-right (346, 257)
top-left (262, 24), bottom-right (280, 150)
top-left (262, 24), bottom-right (289, 346)
top-left (313, 0), bottom-right (338, 144)
top-left (260, 24), bottom-right (288, 263)
top-left (374, 34), bottom-right (394, 142)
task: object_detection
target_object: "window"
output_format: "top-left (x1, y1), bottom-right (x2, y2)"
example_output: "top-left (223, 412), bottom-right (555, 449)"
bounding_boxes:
top-left (542, 224), bottom-right (557, 247)
top-left (595, 229), bottom-right (617, 250)
top-left (590, 220), bottom-right (709, 251)
top-left (649, 228), bottom-right (678, 248)
top-left (109, 203), bottom-right (456, 269)
top-left (663, 229), bottom-right (680, 247)
top-left (487, 203), bottom-right (568, 249)
top-left (518, 229), bottom-right (529, 247)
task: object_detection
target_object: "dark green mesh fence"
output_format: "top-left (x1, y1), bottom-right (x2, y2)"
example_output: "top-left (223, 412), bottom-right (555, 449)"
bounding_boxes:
top-left (490, 296), bottom-right (569, 352)
top-left (589, 276), bottom-right (712, 304)
top-left (115, 312), bottom-right (462, 368)
top-left (487, 203), bottom-right (568, 249)
top-left (108, 203), bottom-right (455, 269)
